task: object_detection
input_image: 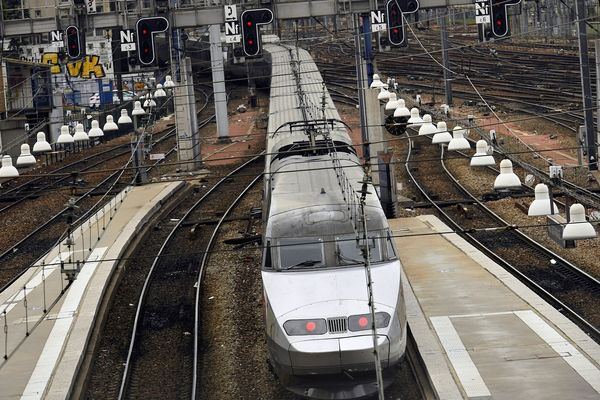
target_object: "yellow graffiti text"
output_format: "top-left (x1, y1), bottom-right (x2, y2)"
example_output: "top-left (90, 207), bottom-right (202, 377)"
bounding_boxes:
top-left (40, 53), bottom-right (106, 79)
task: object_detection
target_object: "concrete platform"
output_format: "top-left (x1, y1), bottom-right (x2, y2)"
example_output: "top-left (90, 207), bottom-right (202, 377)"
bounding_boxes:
top-left (391, 215), bottom-right (600, 400)
top-left (0, 181), bottom-right (184, 400)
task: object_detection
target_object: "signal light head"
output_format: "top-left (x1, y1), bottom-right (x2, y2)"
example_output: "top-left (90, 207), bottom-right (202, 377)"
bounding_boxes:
top-left (240, 8), bottom-right (273, 57)
top-left (65, 25), bottom-right (81, 59)
top-left (135, 17), bottom-right (169, 65)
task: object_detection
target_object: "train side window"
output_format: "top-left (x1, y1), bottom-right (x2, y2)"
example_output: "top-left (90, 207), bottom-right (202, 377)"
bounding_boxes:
top-left (263, 240), bottom-right (272, 269)
top-left (386, 233), bottom-right (397, 260)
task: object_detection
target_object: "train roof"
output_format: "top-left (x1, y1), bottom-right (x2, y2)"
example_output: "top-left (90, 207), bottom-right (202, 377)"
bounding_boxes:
top-left (264, 43), bottom-right (353, 156)
top-left (266, 153), bottom-right (388, 238)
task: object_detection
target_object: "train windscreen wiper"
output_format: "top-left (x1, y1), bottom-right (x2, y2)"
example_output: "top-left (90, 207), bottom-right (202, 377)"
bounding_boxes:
top-left (282, 260), bottom-right (322, 270)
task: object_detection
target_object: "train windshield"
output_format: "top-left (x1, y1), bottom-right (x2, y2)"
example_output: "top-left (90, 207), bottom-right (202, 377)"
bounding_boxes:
top-left (335, 234), bottom-right (383, 265)
top-left (278, 237), bottom-right (324, 270)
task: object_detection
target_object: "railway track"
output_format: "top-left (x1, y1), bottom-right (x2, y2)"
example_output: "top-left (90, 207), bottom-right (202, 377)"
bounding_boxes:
top-left (404, 131), bottom-right (600, 341)
top-left (0, 88), bottom-right (214, 292)
top-left (0, 128), bottom-right (183, 290)
top-left (93, 156), bottom-right (263, 399)
top-left (313, 29), bottom-right (594, 131)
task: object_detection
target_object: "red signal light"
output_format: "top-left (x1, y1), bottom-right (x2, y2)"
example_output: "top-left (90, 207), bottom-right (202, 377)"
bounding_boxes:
top-left (247, 21), bottom-right (252, 27)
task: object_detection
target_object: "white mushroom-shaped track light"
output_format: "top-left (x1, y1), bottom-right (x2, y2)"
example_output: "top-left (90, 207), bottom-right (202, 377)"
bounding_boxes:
top-left (56, 125), bottom-right (74, 144)
top-left (393, 99), bottom-right (411, 118)
top-left (143, 98), bottom-right (157, 108)
top-left (494, 159), bottom-right (521, 190)
top-left (163, 75), bottom-right (175, 89)
top-left (154, 83), bottom-right (167, 98)
top-left (563, 204), bottom-right (597, 240)
top-left (370, 74), bottom-right (385, 89)
top-left (527, 183), bottom-right (558, 216)
top-left (418, 114), bottom-right (437, 136)
top-left (73, 123), bottom-right (89, 141)
top-left (103, 115), bottom-right (119, 131)
top-left (32, 132), bottom-right (52, 153)
top-left (432, 121), bottom-right (452, 144)
top-left (385, 93), bottom-right (399, 114)
top-left (448, 126), bottom-right (471, 151)
top-left (88, 120), bottom-right (104, 138)
top-left (118, 109), bottom-right (133, 125)
top-left (407, 108), bottom-right (424, 127)
top-left (16, 144), bottom-right (36, 167)
top-left (132, 101), bottom-right (146, 116)
top-left (470, 140), bottom-right (495, 167)
top-left (377, 87), bottom-right (391, 101)
top-left (0, 155), bottom-right (19, 179)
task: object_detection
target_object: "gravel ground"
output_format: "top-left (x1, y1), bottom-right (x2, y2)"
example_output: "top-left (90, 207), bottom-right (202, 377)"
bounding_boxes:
top-left (0, 135), bottom-right (131, 253)
top-left (0, 136), bottom-right (138, 289)
top-left (446, 157), bottom-right (600, 280)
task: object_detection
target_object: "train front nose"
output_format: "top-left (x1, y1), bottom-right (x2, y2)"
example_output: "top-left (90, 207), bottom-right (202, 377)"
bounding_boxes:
top-left (289, 335), bottom-right (390, 375)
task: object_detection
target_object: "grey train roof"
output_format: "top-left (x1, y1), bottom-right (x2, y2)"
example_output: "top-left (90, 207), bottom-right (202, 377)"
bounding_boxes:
top-left (263, 43), bottom-right (388, 239)
top-left (263, 43), bottom-right (354, 157)
top-left (267, 154), bottom-right (387, 238)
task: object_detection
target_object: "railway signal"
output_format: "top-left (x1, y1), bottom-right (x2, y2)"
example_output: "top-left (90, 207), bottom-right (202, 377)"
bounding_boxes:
top-left (241, 8), bottom-right (273, 56)
top-left (136, 17), bottom-right (169, 65)
top-left (65, 26), bottom-right (82, 59)
top-left (386, 0), bottom-right (419, 46)
top-left (489, 0), bottom-right (521, 38)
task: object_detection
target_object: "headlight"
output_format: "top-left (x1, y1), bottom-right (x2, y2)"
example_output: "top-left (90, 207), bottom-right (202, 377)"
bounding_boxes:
top-left (348, 312), bottom-right (390, 331)
top-left (283, 319), bottom-right (327, 335)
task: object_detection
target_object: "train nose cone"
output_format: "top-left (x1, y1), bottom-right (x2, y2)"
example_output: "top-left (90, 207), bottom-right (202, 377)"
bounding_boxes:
top-left (339, 335), bottom-right (390, 370)
top-left (289, 338), bottom-right (342, 375)
top-left (289, 335), bottom-right (390, 375)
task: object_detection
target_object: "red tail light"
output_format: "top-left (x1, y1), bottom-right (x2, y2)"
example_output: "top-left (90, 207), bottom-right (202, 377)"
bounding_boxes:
top-left (348, 312), bottom-right (391, 331)
top-left (283, 319), bottom-right (327, 336)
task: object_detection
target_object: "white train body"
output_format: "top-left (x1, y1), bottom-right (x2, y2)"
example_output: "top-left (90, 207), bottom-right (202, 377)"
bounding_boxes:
top-left (261, 44), bottom-right (407, 399)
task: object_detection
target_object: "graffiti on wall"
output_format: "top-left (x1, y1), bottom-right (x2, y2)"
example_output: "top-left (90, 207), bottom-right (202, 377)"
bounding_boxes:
top-left (41, 53), bottom-right (106, 79)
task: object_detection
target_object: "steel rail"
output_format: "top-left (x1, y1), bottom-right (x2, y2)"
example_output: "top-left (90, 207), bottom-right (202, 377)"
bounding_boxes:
top-left (191, 168), bottom-right (263, 400)
top-left (118, 154), bottom-right (262, 400)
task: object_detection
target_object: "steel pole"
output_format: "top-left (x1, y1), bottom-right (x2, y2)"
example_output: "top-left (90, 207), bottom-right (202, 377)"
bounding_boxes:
top-left (441, 8), bottom-right (453, 105)
top-left (209, 24), bottom-right (230, 142)
top-left (362, 14), bottom-right (374, 87)
top-left (354, 14), bottom-right (370, 162)
top-left (595, 39), bottom-right (600, 167)
top-left (575, 0), bottom-right (598, 170)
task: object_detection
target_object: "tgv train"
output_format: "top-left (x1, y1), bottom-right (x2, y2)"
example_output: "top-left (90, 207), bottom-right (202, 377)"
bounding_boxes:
top-left (261, 41), bottom-right (407, 399)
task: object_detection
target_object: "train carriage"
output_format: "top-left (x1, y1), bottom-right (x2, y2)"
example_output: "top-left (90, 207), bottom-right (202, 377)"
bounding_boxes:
top-left (261, 43), bottom-right (407, 399)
